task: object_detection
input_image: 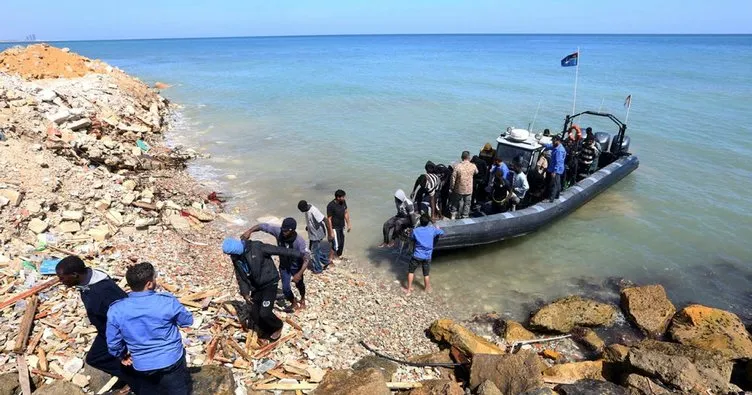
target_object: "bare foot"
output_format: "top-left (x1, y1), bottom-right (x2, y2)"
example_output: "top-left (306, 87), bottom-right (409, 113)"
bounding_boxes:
top-left (402, 287), bottom-right (413, 296)
top-left (387, 242), bottom-right (396, 248)
top-left (296, 300), bottom-right (307, 311)
top-left (378, 243), bottom-right (388, 248)
top-left (425, 286), bottom-right (433, 294)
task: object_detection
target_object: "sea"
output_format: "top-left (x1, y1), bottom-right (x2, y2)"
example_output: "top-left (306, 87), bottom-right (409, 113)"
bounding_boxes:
top-left (4, 35), bottom-right (751, 321)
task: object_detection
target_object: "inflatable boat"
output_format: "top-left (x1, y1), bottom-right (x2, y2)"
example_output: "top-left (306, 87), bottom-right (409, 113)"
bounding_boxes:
top-left (398, 111), bottom-right (639, 251)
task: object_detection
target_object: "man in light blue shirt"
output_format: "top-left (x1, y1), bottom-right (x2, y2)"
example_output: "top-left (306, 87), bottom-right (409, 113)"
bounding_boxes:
top-left (543, 135), bottom-right (567, 202)
top-left (107, 262), bottom-right (193, 395)
top-left (404, 214), bottom-right (444, 296)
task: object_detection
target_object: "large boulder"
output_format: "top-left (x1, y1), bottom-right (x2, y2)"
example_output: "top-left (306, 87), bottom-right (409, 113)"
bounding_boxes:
top-left (429, 319), bottom-right (504, 356)
top-left (312, 368), bottom-right (390, 395)
top-left (623, 374), bottom-right (674, 395)
top-left (0, 372), bottom-right (20, 395)
top-left (32, 382), bottom-right (85, 395)
top-left (621, 285), bottom-right (676, 338)
top-left (408, 379), bottom-right (463, 395)
top-left (501, 320), bottom-right (536, 343)
top-left (519, 388), bottom-right (557, 395)
top-left (469, 351), bottom-right (544, 393)
top-left (668, 304), bottom-right (752, 360)
top-left (529, 296), bottom-right (617, 333)
top-left (83, 363), bottom-right (113, 394)
top-left (558, 379), bottom-right (628, 395)
top-left (634, 339), bottom-right (733, 384)
top-left (626, 348), bottom-right (723, 393)
top-left (352, 355), bottom-right (398, 381)
top-left (409, 349), bottom-right (455, 380)
top-left (189, 365), bottom-right (235, 395)
top-left (542, 360), bottom-right (605, 383)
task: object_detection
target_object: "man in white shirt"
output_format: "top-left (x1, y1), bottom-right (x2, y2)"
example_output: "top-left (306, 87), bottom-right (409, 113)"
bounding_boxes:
top-left (510, 161), bottom-right (529, 211)
top-left (298, 200), bottom-right (330, 273)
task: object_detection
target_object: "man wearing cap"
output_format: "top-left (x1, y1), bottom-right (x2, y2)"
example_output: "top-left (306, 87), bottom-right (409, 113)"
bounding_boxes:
top-left (297, 200), bottom-right (330, 273)
top-left (478, 142), bottom-right (496, 167)
top-left (543, 135), bottom-right (567, 202)
top-left (222, 237), bottom-right (302, 342)
top-left (242, 218), bottom-right (310, 310)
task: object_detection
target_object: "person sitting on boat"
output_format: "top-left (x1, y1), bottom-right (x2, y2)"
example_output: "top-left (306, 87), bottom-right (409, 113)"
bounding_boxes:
top-left (410, 161), bottom-right (441, 219)
top-left (578, 136), bottom-right (601, 177)
top-left (490, 171), bottom-right (512, 214)
top-left (543, 136), bottom-right (566, 202)
top-left (510, 158), bottom-right (530, 211)
top-left (380, 189), bottom-right (416, 248)
top-left (478, 142), bottom-right (496, 167)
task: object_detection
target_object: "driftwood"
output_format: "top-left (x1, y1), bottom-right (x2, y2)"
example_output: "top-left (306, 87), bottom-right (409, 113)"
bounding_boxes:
top-left (226, 336), bottom-right (252, 362)
top-left (0, 278), bottom-right (59, 310)
top-left (17, 356), bottom-right (32, 395)
top-left (253, 332), bottom-right (298, 359)
top-left (95, 376), bottom-right (119, 394)
top-left (14, 295), bottom-right (39, 353)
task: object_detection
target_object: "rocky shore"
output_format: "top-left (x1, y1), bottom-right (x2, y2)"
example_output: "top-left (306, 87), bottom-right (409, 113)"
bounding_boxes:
top-left (2, 44), bottom-right (751, 395)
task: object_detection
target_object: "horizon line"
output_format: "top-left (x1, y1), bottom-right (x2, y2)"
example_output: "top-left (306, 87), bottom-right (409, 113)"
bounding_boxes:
top-left (2, 32), bottom-right (751, 43)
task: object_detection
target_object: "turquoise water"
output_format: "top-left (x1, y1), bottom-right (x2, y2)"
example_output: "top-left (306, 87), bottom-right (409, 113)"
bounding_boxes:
top-left (6, 35), bottom-right (751, 320)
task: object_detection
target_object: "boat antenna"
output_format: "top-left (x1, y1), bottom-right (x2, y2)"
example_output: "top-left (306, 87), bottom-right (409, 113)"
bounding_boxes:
top-left (529, 100), bottom-right (542, 132)
top-left (598, 97), bottom-right (605, 112)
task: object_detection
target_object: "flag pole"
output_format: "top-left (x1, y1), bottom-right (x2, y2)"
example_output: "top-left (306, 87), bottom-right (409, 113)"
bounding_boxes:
top-left (572, 47), bottom-right (580, 116)
top-left (598, 97), bottom-right (604, 112)
top-left (625, 96), bottom-right (632, 123)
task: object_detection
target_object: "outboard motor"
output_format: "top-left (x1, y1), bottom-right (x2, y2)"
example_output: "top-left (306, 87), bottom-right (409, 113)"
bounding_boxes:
top-left (594, 132), bottom-right (611, 152)
top-left (610, 135), bottom-right (631, 154)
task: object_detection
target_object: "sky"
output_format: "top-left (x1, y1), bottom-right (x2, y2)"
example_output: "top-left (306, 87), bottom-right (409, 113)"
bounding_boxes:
top-left (2, 0), bottom-right (751, 41)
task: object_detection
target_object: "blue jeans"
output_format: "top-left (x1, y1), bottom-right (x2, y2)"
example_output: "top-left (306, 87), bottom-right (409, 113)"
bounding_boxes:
top-left (280, 265), bottom-right (305, 302)
top-left (309, 240), bottom-right (329, 273)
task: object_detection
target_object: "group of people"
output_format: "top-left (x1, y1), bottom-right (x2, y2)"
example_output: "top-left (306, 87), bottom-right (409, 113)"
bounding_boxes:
top-left (54, 190), bottom-right (354, 394)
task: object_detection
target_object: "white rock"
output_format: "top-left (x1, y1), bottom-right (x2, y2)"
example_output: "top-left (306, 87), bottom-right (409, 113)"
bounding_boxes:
top-left (0, 196), bottom-right (11, 208)
top-left (59, 221), bottom-right (81, 233)
top-left (72, 373), bottom-right (89, 388)
top-left (48, 109), bottom-right (71, 124)
top-left (0, 189), bottom-right (23, 206)
top-left (135, 217), bottom-right (158, 228)
top-left (63, 357), bottom-right (84, 375)
top-left (62, 210), bottom-right (84, 222)
top-left (122, 179), bottom-right (137, 191)
top-left (24, 200), bottom-right (43, 214)
top-left (87, 225), bottom-right (110, 241)
top-left (28, 218), bottom-right (49, 234)
top-left (168, 215), bottom-right (191, 230)
top-left (121, 193), bottom-right (137, 205)
top-left (106, 210), bottom-right (123, 226)
top-left (30, 143), bottom-right (43, 152)
top-left (38, 89), bottom-right (57, 102)
top-left (94, 199), bottom-right (111, 211)
top-left (68, 118), bottom-right (91, 131)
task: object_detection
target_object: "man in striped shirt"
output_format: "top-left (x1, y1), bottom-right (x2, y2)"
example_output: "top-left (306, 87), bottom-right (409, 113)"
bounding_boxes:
top-left (410, 161), bottom-right (442, 220)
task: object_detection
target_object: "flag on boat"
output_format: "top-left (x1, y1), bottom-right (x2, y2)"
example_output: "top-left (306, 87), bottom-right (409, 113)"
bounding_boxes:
top-left (624, 94), bottom-right (632, 108)
top-left (561, 52), bottom-right (578, 67)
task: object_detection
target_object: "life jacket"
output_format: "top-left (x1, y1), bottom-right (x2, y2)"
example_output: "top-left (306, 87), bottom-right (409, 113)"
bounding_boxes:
top-left (567, 124), bottom-right (582, 141)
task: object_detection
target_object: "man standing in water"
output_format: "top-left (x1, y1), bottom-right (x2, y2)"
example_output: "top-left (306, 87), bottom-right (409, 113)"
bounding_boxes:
top-left (543, 135), bottom-right (567, 202)
top-left (449, 151), bottom-right (478, 219)
top-left (298, 200), bottom-right (330, 273)
top-left (222, 237), bottom-right (302, 342)
top-left (327, 189), bottom-right (351, 263)
top-left (55, 256), bottom-right (138, 392)
top-left (404, 213), bottom-right (444, 296)
top-left (242, 218), bottom-right (310, 310)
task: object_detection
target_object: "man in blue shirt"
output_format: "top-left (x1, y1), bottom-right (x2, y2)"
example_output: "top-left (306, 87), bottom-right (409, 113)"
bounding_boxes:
top-left (543, 136), bottom-right (567, 202)
top-left (404, 213), bottom-right (444, 296)
top-left (107, 262), bottom-right (193, 395)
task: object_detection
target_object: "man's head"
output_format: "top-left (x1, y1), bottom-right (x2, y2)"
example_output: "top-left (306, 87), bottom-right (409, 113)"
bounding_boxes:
top-left (543, 128), bottom-right (551, 136)
top-left (335, 189), bottom-right (346, 203)
top-left (424, 161), bottom-right (436, 174)
top-left (461, 151), bottom-right (470, 161)
top-left (222, 238), bottom-right (245, 256)
top-left (56, 255), bottom-right (87, 287)
top-left (482, 143), bottom-right (493, 152)
top-left (553, 136), bottom-right (561, 146)
top-left (297, 200), bottom-right (310, 213)
top-left (419, 213), bottom-right (431, 227)
top-left (494, 157), bottom-right (503, 165)
top-left (126, 262), bottom-right (156, 292)
top-left (281, 217), bottom-right (297, 240)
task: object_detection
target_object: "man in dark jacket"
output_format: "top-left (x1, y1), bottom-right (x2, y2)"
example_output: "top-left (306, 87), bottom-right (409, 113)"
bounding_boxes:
top-left (222, 237), bottom-right (302, 341)
top-left (56, 256), bottom-right (138, 391)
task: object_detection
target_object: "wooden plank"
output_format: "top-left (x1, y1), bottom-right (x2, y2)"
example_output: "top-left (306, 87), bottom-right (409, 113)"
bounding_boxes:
top-left (132, 201), bottom-right (158, 210)
top-left (252, 332), bottom-right (298, 359)
top-left (181, 290), bottom-right (219, 302)
top-left (206, 336), bottom-right (219, 362)
top-left (160, 282), bottom-right (178, 293)
top-left (37, 349), bottom-right (48, 372)
top-left (14, 295), bottom-right (39, 353)
top-left (0, 278), bottom-right (59, 310)
top-left (17, 356), bottom-right (32, 395)
top-left (284, 317), bottom-right (303, 332)
top-left (226, 337), bottom-right (252, 362)
top-left (30, 369), bottom-right (62, 380)
top-left (26, 329), bottom-right (44, 354)
top-left (96, 376), bottom-right (119, 394)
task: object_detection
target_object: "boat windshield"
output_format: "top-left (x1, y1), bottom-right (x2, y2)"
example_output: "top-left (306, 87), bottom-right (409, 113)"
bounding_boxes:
top-left (496, 143), bottom-right (535, 172)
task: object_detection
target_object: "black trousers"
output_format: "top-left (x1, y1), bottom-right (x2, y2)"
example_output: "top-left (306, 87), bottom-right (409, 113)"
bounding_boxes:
top-left (86, 334), bottom-right (139, 391)
top-left (548, 173), bottom-right (562, 200)
top-left (252, 285), bottom-right (284, 338)
top-left (332, 227), bottom-right (345, 256)
top-left (383, 216), bottom-right (411, 243)
top-left (136, 352), bottom-right (191, 395)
